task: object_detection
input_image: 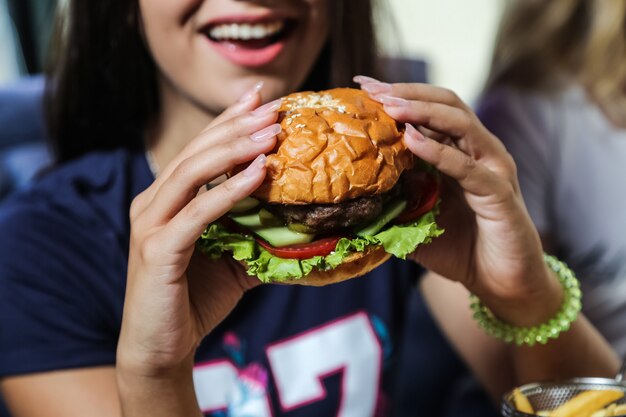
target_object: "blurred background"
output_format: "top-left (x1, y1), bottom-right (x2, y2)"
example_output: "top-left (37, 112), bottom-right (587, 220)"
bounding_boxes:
top-left (380, 0), bottom-right (507, 104)
top-left (0, 0), bottom-right (57, 83)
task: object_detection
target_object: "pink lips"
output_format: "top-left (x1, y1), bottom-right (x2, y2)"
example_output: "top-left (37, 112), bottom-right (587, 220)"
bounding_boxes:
top-left (207, 39), bottom-right (286, 68)
top-left (201, 14), bottom-right (292, 68)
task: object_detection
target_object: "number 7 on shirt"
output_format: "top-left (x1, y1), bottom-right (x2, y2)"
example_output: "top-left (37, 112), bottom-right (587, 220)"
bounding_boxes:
top-left (267, 312), bottom-right (382, 416)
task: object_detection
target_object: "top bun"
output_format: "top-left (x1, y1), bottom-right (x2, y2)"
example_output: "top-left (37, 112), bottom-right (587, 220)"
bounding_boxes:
top-left (252, 88), bottom-right (414, 204)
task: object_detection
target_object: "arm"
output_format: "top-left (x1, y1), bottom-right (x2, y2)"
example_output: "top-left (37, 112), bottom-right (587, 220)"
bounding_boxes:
top-left (1, 368), bottom-right (120, 417)
top-left (421, 272), bottom-right (619, 401)
top-left (116, 89), bottom-right (279, 416)
top-left (420, 273), bottom-right (513, 400)
top-left (0, 87), bottom-right (277, 417)
top-left (354, 78), bottom-right (621, 396)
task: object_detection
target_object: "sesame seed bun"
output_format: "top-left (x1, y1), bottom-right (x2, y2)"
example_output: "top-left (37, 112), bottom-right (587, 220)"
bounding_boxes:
top-left (252, 88), bottom-right (414, 204)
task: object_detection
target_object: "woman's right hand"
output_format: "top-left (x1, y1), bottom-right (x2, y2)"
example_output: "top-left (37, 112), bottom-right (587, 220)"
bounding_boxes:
top-left (117, 87), bottom-right (281, 380)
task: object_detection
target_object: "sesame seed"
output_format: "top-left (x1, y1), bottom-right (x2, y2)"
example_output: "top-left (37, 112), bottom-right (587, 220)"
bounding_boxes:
top-left (284, 93), bottom-right (351, 115)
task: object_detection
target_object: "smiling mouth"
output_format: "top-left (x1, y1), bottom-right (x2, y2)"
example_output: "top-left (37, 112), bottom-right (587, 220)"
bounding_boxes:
top-left (203, 19), bottom-right (296, 49)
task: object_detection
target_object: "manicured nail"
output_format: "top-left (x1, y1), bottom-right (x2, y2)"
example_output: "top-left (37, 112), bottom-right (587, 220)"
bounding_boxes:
top-left (243, 154), bottom-right (266, 177)
top-left (375, 95), bottom-right (409, 107)
top-left (250, 124), bottom-right (281, 142)
top-left (252, 98), bottom-right (283, 116)
top-left (361, 82), bottom-right (392, 94)
top-left (238, 81), bottom-right (264, 103)
top-left (353, 75), bottom-right (382, 84)
top-left (405, 123), bottom-right (425, 141)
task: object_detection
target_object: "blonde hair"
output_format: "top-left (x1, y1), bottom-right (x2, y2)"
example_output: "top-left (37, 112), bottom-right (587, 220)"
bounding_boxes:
top-left (487, 0), bottom-right (626, 121)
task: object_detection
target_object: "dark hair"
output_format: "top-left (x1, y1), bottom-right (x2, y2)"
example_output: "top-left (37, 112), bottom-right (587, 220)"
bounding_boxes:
top-left (45, 0), bottom-right (379, 163)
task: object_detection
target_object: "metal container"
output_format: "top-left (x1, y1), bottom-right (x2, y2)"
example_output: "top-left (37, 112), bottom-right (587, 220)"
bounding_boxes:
top-left (502, 360), bottom-right (626, 416)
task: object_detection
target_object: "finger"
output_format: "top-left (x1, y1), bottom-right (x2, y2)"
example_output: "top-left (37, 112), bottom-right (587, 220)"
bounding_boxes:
top-left (390, 83), bottom-right (468, 109)
top-left (353, 75), bottom-right (381, 84)
top-left (382, 98), bottom-right (507, 162)
top-left (154, 100), bottom-right (281, 186)
top-left (182, 98), bottom-right (282, 162)
top-left (417, 126), bottom-right (449, 142)
top-left (144, 125), bottom-right (279, 223)
top-left (403, 124), bottom-right (502, 197)
top-left (134, 85), bottom-right (271, 217)
top-left (164, 155), bottom-right (267, 250)
top-left (201, 81), bottom-right (265, 132)
top-left (354, 76), bottom-right (467, 109)
top-left (377, 97), bottom-right (472, 139)
top-left (136, 105), bottom-right (279, 216)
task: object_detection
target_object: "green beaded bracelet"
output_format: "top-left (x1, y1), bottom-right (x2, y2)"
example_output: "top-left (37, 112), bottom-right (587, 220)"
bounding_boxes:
top-left (469, 254), bottom-right (582, 346)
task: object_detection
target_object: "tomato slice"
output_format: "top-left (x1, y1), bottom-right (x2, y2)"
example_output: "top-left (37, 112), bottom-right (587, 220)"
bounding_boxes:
top-left (256, 236), bottom-right (343, 259)
top-left (394, 174), bottom-right (440, 224)
top-left (219, 216), bottom-right (343, 260)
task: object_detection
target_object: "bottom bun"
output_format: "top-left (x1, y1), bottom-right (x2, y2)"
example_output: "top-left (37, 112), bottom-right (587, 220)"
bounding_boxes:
top-left (243, 245), bottom-right (392, 287)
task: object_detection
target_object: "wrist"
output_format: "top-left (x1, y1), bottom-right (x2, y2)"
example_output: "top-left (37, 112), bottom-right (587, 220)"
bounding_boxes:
top-left (117, 353), bottom-right (201, 417)
top-left (117, 337), bottom-right (197, 378)
top-left (477, 264), bottom-right (564, 327)
top-left (117, 324), bottom-right (198, 378)
top-left (470, 254), bottom-right (582, 346)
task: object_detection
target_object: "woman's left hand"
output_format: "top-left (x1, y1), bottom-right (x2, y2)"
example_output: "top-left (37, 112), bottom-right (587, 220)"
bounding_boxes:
top-left (355, 77), bottom-right (563, 326)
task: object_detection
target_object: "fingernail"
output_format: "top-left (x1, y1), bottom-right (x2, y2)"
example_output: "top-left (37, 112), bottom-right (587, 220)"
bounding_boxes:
top-left (375, 95), bottom-right (409, 107)
top-left (252, 98), bottom-right (283, 116)
top-left (405, 123), bottom-right (425, 141)
top-left (250, 124), bottom-right (281, 142)
top-left (243, 154), bottom-right (266, 177)
top-left (361, 82), bottom-right (392, 94)
top-left (353, 75), bottom-right (382, 84)
top-left (239, 81), bottom-right (264, 103)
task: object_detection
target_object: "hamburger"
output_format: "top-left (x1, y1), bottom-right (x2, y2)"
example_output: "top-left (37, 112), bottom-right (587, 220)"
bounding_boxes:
top-left (198, 88), bottom-right (443, 285)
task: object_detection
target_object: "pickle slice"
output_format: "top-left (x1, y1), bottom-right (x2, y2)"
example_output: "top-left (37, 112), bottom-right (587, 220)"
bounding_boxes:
top-left (355, 199), bottom-right (407, 237)
top-left (287, 223), bottom-right (316, 234)
top-left (258, 208), bottom-right (283, 226)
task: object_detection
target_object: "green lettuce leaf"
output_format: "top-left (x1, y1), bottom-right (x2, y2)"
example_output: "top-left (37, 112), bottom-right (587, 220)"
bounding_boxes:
top-left (197, 209), bottom-right (444, 283)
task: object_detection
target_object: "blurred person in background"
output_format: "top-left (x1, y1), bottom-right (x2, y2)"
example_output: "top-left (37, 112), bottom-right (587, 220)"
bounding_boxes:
top-left (0, 1), bottom-right (620, 416)
top-left (478, 0), bottom-right (626, 357)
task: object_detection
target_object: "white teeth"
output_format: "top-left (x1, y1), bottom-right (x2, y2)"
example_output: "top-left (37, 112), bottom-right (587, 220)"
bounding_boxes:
top-left (209, 21), bottom-right (285, 41)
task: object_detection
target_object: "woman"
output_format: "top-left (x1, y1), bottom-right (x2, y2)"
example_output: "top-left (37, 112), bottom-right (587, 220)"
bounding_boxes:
top-left (0, 0), bottom-right (619, 416)
top-left (478, 0), bottom-right (626, 357)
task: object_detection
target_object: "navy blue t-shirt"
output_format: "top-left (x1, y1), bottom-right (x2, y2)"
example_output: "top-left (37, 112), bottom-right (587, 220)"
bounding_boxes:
top-left (0, 149), bottom-right (430, 416)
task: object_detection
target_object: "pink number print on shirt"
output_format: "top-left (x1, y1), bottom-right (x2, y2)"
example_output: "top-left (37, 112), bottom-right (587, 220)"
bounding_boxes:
top-left (192, 312), bottom-right (383, 416)
top-left (266, 312), bottom-right (383, 416)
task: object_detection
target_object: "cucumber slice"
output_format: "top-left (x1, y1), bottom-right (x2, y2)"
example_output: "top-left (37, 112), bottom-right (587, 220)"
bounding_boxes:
top-left (206, 180), bottom-right (259, 214)
top-left (255, 227), bottom-right (316, 247)
top-left (355, 199), bottom-right (407, 237)
top-left (230, 212), bottom-right (315, 246)
top-left (229, 212), bottom-right (262, 228)
top-left (228, 196), bottom-right (260, 213)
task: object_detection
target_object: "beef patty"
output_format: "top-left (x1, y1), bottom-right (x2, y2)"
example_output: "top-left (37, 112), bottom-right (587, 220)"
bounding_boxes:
top-left (267, 187), bottom-right (399, 234)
